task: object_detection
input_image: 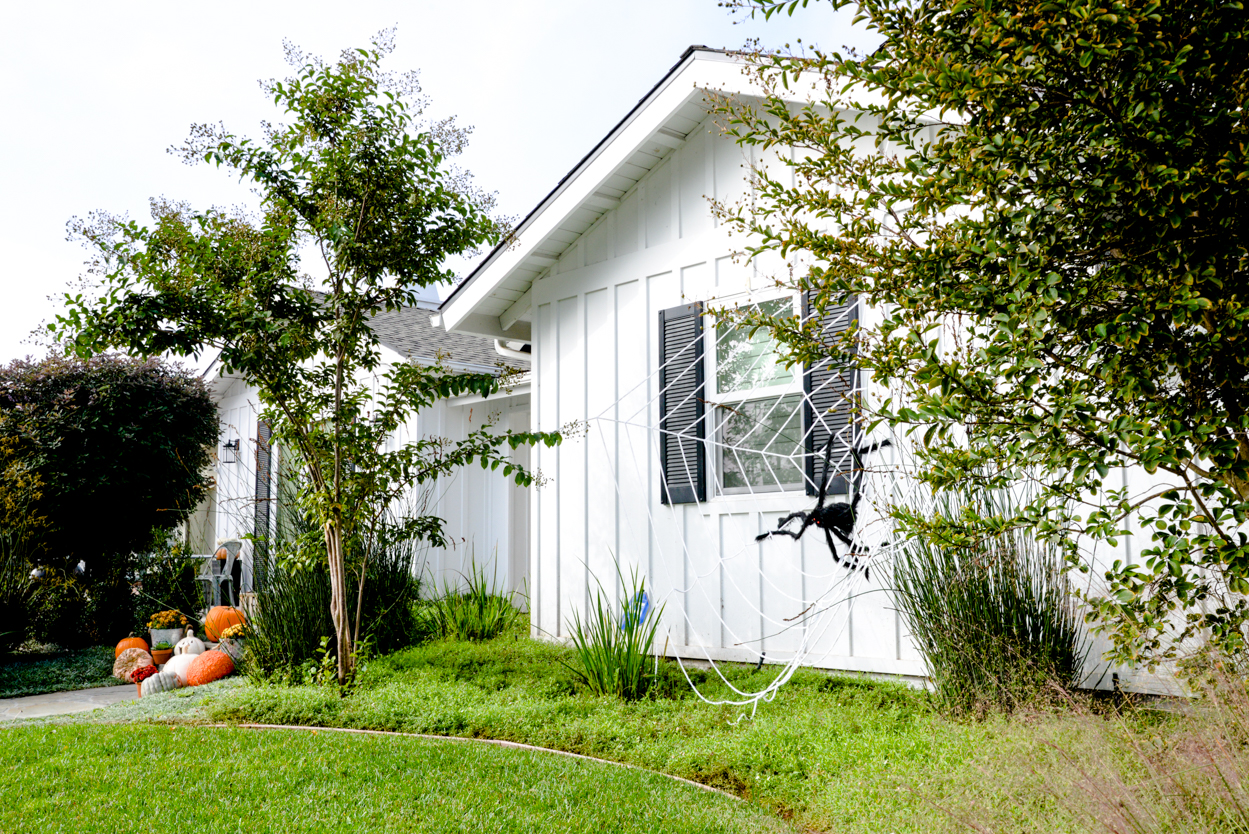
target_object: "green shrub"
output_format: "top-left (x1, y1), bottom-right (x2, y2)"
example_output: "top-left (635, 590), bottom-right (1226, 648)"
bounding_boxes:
top-left (564, 569), bottom-right (664, 700)
top-left (892, 485), bottom-right (1088, 714)
top-left (419, 561), bottom-right (518, 642)
top-left (353, 536), bottom-right (424, 655)
top-left (249, 517), bottom-right (425, 678)
top-left (130, 545), bottom-right (202, 636)
top-left (27, 569), bottom-right (90, 648)
top-left (0, 529), bottom-right (33, 653)
top-left (247, 553), bottom-right (333, 678)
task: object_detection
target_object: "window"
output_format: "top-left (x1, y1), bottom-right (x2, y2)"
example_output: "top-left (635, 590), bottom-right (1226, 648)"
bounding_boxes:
top-left (656, 292), bottom-right (858, 505)
top-left (711, 296), bottom-right (805, 494)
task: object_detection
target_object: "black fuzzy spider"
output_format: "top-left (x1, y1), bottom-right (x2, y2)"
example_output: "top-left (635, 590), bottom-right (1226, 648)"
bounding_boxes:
top-left (755, 437), bottom-right (891, 578)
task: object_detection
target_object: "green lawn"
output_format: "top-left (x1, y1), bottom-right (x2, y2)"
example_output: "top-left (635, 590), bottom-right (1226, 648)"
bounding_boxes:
top-left (190, 624), bottom-right (1094, 832)
top-left (0, 724), bottom-right (789, 833)
top-left (14, 621), bottom-right (1236, 833)
top-left (0, 645), bottom-right (122, 698)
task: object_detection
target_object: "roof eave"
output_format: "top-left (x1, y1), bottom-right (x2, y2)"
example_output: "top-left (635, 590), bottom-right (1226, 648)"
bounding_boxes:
top-left (438, 46), bottom-right (751, 338)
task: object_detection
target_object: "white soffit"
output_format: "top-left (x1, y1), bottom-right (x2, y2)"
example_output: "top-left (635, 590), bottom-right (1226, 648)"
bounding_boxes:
top-left (438, 48), bottom-right (764, 340)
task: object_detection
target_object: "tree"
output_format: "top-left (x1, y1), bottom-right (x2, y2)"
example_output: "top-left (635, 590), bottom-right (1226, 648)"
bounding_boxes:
top-left (55, 35), bottom-right (560, 681)
top-left (0, 353), bottom-right (216, 570)
top-left (0, 352), bottom-right (217, 642)
top-left (714, 0), bottom-right (1249, 667)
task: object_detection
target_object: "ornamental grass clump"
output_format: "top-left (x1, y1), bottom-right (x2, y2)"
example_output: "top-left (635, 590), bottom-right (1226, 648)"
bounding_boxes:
top-left (420, 560), bottom-right (518, 642)
top-left (564, 568), bottom-right (664, 701)
top-left (892, 485), bottom-right (1088, 715)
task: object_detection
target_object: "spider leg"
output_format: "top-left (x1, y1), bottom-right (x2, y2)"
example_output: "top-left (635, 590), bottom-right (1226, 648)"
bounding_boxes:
top-left (823, 526), bottom-right (842, 564)
top-left (755, 511), bottom-right (811, 541)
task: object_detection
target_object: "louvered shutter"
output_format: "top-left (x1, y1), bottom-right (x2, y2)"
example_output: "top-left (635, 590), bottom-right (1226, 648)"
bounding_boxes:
top-left (803, 294), bottom-right (859, 496)
top-left (659, 303), bottom-right (706, 504)
top-left (252, 419), bottom-right (272, 590)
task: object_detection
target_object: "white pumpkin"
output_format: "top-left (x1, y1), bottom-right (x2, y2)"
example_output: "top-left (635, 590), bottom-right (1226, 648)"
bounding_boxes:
top-left (163, 653), bottom-right (197, 685)
top-left (140, 671), bottom-right (184, 697)
top-left (174, 629), bottom-right (205, 656)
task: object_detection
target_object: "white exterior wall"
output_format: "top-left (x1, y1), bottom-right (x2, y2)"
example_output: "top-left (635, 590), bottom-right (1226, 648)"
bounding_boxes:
top-left (526, 115), bottom-right (926, 677)
top-left (200, 363), bottom-right (530, 599)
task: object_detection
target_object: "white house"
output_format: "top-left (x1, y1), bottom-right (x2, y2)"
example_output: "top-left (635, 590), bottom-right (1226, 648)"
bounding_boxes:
top-left (434, 46), bottom-right (1174, 692)
top-left (185, 285), bottom-right (533, 600)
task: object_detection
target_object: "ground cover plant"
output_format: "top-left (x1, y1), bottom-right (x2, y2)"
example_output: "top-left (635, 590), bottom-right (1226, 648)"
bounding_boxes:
top-left (10, 621), bottom-right (1245, 833)
top-left (0, 723), bottom-right (790, 834)
top-left (205, 617), bottom-right (940, 824)
top-left (0, 645), bottom-right (122, 699)
top-left (187, 617), bottom-right (1249, 833)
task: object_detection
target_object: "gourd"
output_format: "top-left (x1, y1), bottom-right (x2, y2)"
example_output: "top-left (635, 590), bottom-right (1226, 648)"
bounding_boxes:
top-left (114, 634), bottom-right (149, 658)
top-left (163, 653), bottom-right (197, 686)
top-left (187, 649), bottom-right (234, 686)
top-left (140, 671), bottom-right (184, 697)
top-left (113, 647), bottom-right (154, 681)
top-left (174, 629), bottom-right (206, 656)
top-left (204, 606), bottom-right (246, 641)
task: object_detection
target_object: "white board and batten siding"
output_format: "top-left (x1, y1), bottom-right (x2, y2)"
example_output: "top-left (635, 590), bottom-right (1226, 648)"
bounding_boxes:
top-left (202, 365), bottom-right (531, 601)
top-left (527, 114), bottom-right (925, 678)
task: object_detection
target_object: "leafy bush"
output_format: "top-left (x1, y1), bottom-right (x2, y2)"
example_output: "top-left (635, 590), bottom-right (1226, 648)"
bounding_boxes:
top-left (419, 562), bottom-right (518, 642)
top-left (27, 569), bottom-right (90, 648)
top-left (0, 529), bottom-right (33, 653)
top-left (564, 569), bottom-right (664, 700)
top-left (892, 485), bottom-right (1088, 714)
top-left (0, 354), bottom-right (217, 574)
top-left (130, 544), bottom-right (202, 637)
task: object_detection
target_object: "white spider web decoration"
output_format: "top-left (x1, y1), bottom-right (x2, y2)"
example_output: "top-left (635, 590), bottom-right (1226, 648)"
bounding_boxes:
top-left (582, 296), bottom-right (906, 717)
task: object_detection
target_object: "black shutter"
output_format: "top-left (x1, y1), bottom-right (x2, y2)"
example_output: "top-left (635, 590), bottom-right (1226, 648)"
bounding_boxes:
top-left (659, 303), bottom-right (706, 504)
top-left (803, 294), bottom-right (859, 496)
top-left (252, 419), bottom-right (272, 591)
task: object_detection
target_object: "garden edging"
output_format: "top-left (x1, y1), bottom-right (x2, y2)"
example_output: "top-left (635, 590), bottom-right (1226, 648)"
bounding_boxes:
top-left (231, 722), bottom-right (743, 800)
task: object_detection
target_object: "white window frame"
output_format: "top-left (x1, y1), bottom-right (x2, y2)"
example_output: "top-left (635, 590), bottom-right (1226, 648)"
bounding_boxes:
top-left (706, 291), bottom-right (806, 496)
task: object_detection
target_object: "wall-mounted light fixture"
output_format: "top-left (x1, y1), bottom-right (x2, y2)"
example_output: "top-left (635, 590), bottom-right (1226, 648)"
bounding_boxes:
top-left (221, 438), bottom-right (240, 464)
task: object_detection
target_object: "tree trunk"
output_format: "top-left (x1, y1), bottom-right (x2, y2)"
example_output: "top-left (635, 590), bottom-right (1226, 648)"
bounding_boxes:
top-left (324, 519), bottom-right (352, 684)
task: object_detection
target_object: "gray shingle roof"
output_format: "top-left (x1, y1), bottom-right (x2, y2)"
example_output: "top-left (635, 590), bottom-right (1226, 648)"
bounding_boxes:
top-left (369, 304), bottom-right (526, 372)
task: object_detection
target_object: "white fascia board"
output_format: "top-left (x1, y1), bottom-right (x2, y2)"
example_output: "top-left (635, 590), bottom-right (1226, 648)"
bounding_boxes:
top-left (441, 51), bottom-right (765, 334)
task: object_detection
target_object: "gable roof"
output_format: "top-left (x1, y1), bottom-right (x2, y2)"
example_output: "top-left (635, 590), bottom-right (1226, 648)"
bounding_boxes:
top-left (369, 303), bottom-right (518, 372)
top-left (204, 298), bottom-right (521, 395)
top-left (436, 46), bottom-right (756, 342)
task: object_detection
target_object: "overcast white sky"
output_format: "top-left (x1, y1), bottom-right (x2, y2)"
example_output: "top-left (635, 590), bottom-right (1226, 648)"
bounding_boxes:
top-left (0, 0), bottom-right (876, 366)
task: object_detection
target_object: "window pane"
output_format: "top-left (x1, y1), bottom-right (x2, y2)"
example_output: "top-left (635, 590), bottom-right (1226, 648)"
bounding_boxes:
top-left (718, 395), bottom-right (804, 491)
top-left (716, 298), bottom-right (795, 393)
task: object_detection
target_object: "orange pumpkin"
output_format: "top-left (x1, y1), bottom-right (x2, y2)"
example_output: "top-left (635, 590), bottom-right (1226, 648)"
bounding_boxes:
top-left (115, 635), bottom-right (149, 658)
top-left (186, 649), bottom-right (234, 686)
top-left (203, 606), bottom-right (246, 641)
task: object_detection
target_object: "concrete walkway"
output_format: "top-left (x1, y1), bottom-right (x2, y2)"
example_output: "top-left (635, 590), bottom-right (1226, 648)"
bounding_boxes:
top-left (0, 684), bottom-right (136, 720)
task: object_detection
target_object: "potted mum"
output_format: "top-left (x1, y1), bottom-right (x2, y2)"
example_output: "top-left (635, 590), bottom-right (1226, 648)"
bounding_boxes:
top-left (148, 610), bottom-right (188, 649)
top-left (130, 664), bottom-right (158, 697)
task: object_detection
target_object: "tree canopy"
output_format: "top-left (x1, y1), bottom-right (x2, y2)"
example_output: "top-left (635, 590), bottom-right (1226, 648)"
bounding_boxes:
top-left (54, 35), bottom-right (560, 680)
top-left (0, 352), bottom-right (216, 570)
top-left (716, 0), bottom-right (1249, 666)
